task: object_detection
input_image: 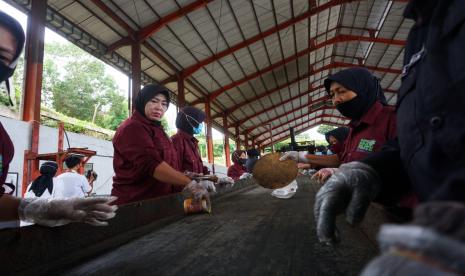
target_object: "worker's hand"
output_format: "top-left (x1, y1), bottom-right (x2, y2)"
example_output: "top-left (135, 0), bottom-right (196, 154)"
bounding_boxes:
top-left (239, 173), bottom-right (253, 180)
top-left (184, 180), bottom-right (211, 205)
top-left (199, 180), bottom-right (216, 193)
top-left (279, 151), bottom-right (309, 163)
top-left (184, 171), bottom-right (203, 179)
top-left (314, 162), bottom-right (381, 244)
top-left (218, 176), bottom-right (234, 186)
top-left (18, 196), bottom-right (118, 227)
top-left (297, 163), bottom-right (312, 169)
top-left (312, 168), bottom-right (339, 183)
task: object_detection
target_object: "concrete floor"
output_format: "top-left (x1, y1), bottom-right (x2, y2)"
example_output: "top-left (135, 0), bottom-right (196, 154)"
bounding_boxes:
top-left (62, 178), bottom-right (380, 275)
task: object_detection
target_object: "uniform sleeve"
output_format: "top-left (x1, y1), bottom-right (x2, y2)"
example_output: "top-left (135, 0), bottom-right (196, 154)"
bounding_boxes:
top-left (227, 166), bottom-right (241, 181)
top-left (113, 122), bottom-right (164, 178)
top-left (171, 136), bottom-right (185, 171)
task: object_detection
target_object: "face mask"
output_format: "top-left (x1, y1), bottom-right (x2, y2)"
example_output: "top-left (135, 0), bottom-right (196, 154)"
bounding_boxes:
top-left (0, 62), bottom-right (14, 106)
top-left (183, 112), bottom-right (203, 135)
top-left (335, 96), bottom-right (366, 120)
top-left (239, 158), bottom-right (247, 165)
top-left (193, 122), bottom-right (204, 135)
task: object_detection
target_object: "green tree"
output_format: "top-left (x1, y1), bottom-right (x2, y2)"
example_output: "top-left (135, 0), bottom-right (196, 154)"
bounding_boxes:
top-left (43, 42), bottom-right (127, 129)
top-left (317, 124), bottom-right (336, 135)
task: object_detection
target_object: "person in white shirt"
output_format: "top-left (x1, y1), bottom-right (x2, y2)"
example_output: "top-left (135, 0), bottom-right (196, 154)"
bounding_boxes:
top-left (54, 155), bottom-right (92, 198)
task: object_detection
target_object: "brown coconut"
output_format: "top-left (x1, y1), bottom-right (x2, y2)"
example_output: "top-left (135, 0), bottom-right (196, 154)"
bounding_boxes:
top-left (252, 152), bottom-right (298, 189)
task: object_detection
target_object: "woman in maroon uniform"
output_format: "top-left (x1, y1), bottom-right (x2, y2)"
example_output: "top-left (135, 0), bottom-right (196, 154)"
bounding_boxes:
top-left (111, 85), bottom-right (212, 205)
top-left (227, 150), bottom-right (247, 181)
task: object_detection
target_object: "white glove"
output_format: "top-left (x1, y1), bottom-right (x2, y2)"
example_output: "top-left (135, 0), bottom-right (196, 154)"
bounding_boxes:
top-left (279, 151), bottom-right (309, 163)
top-left (184, 180), bottom-right (211, 203)
top-left (218, 177), bottom-right (234, 185)
top-left (239, 173), bottom-right (253, 180)
top-left (18, 196), bottom-right (118, 227)
top-left (200, 180), bottom-right (216, 193)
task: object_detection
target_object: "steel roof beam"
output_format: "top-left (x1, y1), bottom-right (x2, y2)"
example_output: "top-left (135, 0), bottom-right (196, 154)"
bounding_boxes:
top-left (252, 107), bottom-right (337, 139)
top-left (107, 0), bottom-right (212, 53)
top-left (234, 85), bottom-right (325, 128)
top-left (257, 115), bottom-right (348, 146)
top-left (191, 34), bottom-right (404, 104)
top-left (181, 0), bottom-right (355, 77)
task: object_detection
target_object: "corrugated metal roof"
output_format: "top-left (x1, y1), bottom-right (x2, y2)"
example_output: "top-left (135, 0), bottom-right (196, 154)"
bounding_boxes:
top-left (7, 0), bottom-right (411, 148)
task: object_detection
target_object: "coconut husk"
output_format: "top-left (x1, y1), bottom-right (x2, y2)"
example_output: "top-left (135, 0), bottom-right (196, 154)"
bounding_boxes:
top-left (252, 152), bottom-right (298, 189)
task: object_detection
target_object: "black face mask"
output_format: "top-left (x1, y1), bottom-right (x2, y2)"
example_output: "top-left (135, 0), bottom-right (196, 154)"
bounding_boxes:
top-left (238, 158), bottom-right (247, 165)
top-left (0, 62), bottom-right (15, 106)
top-left (336, 96), bottom-right (366, 120)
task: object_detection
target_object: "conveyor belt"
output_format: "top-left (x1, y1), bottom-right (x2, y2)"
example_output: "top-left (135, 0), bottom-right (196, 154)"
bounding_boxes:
top-left (62, 178), bottom-right (381, 275)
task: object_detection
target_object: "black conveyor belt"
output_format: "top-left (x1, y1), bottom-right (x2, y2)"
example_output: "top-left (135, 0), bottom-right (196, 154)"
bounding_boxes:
top-left (62, 177), bottom-right (382, 275)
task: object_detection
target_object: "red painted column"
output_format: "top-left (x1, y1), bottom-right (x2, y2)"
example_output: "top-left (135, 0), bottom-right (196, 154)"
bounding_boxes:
top-left (205, 98), bottom-right (214, 164)
top-left (22, 0), bottom-right (47, 149)
top-left (223, 115), bottom-right (231, 167)
top-left (177, 74), bottom-right (185, 108)
top-left (131, 42), bottom-right (141, 113)
top-left (244, 133), bottom-right (249, 150)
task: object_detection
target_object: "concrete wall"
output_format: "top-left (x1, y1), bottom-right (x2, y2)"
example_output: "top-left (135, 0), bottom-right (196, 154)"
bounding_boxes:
top-left (1, 116), bottom-right (228, 197)
top-left (1, 116), bottom-right (114, 196)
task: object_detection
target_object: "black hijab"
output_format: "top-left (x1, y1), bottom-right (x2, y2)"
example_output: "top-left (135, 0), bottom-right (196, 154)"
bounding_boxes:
top-left (135, 84), bottom-right (171, 123)
top-left (0, 11), bottom-right (26, 105)
top-left (232, 150), bottom-right (246, 165)
top-left (325, 127), bottom-right (350, 144)
top-left (29, 162), bottom-right (58, 197)
top-left (324, 67), bottom-right (387, 119)
top-left (176, 106), bottom-right (205, 135)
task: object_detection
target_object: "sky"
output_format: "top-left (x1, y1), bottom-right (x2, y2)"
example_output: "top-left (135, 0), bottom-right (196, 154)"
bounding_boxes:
top-left (1, 1), bottom-right (325, 143)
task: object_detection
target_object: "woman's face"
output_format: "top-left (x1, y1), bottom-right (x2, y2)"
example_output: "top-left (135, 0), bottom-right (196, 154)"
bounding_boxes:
top-left (329, 82), bottom-right (357, 106)
top-left (328, 135), bottom-right (338, 145)
top-left (144, 94), bottom-right (168, 121)
top-left (0, 25), bottom-right (17, 66)
top-left (240, 152), bottom-right (247, 159)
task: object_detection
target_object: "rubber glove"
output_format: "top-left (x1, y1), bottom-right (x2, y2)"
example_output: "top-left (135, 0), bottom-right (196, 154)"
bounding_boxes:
top-left (314, 161), bottom-right (381, 244)
top-left (279, 151), bottom-right (309, 163)
top-left (18, 196), bottom-right (118, 227)
top-left (184, 180), bottom-right (211, 204)
top-left (218, 176), bottom-right (234, 185)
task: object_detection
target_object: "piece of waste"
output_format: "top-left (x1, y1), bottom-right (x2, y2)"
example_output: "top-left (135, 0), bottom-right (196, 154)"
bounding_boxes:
top-left (252, 152), bottom-right (298, 189)
top-left (271, 180), bottom-right (298, 199)
top-left (183, 198), bottom-right (211, 214)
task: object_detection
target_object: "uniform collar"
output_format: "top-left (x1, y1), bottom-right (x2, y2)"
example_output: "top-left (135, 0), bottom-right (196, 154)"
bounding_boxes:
top-left (177, 129), bottom-right (198, 143)
top-left (132, 110), bottom-right (162, 127)
top-left (350, 101), bottom-right (383, 127)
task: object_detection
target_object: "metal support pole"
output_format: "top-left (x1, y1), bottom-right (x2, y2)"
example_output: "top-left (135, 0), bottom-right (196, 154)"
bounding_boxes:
top-left (223, 116), bottom-right (231, 167)
top-left (205, 98), bottom-right (214, 164)
top-left (177, 74), bottom-right (185, 108)
top-left (131, 42), bottom-right (141, 113)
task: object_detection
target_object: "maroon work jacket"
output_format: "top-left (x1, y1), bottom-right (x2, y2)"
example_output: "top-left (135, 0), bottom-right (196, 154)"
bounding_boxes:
top-left (227, 163), bottom-right (247, 181)
top-left (171, 129), bottom-right (209, 175)
top-left (340, 101), bottom-right (397, 163)
top-left (111, 112), bottom-right (180, 205)
top-left (0, 122), bottom-right (14, 197)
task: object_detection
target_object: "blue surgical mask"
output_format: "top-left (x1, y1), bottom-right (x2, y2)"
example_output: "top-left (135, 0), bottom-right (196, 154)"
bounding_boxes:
top-left (193, 122), bottom-right (204, 135)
